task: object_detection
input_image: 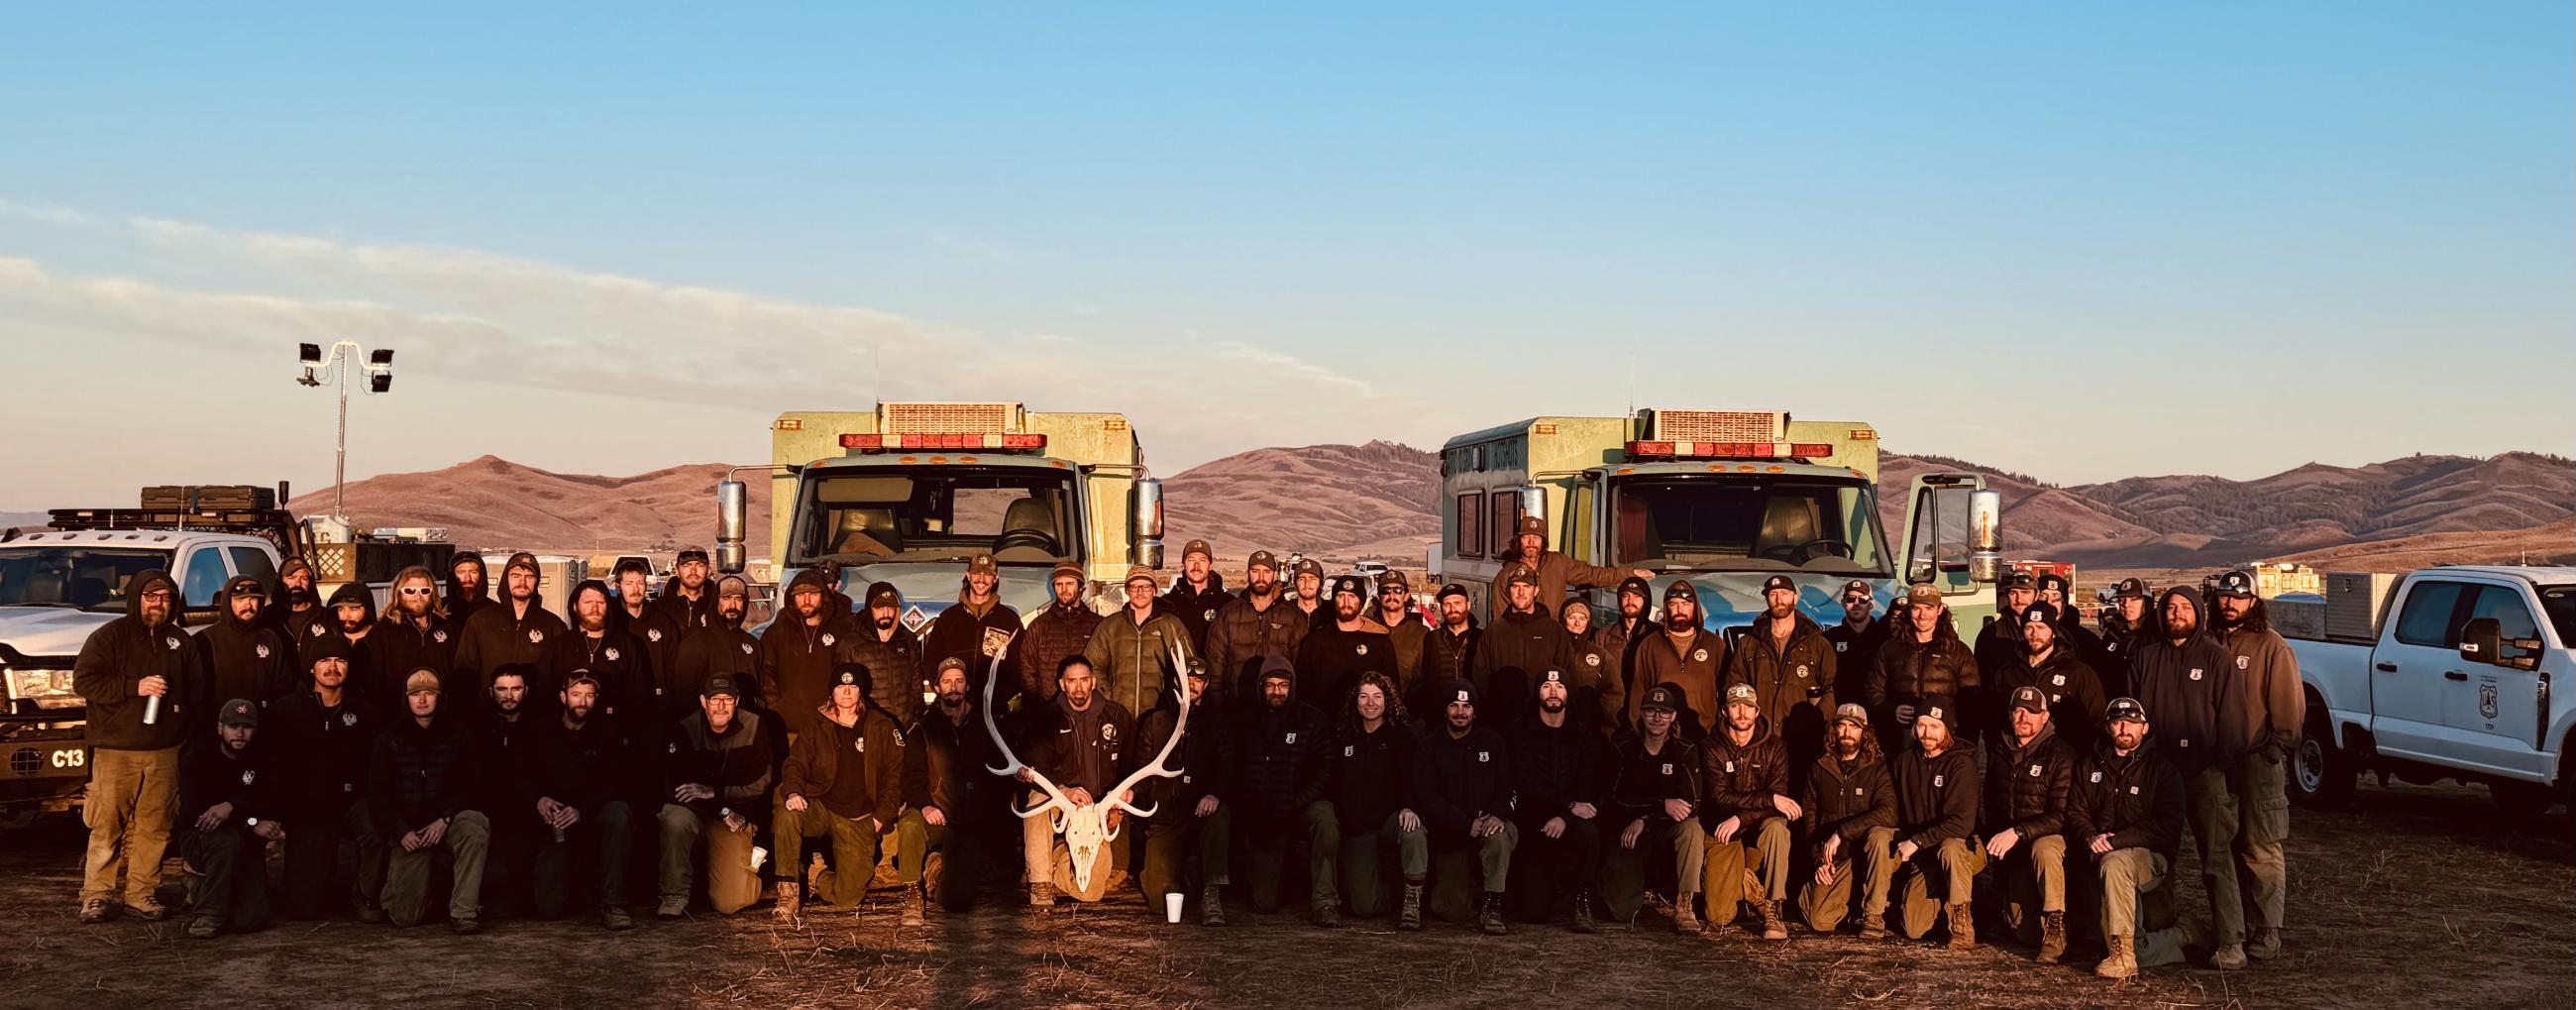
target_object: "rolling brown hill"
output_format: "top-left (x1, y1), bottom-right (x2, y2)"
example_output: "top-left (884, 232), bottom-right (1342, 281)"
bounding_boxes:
top-left (1162, 440), bottom-right (1441, 559)
top-left (283, 455), bottom-right (770, 555)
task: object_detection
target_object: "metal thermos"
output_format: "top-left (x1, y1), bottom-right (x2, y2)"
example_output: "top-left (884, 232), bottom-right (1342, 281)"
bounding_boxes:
top-left (143, 694), bottom-right (161, 726)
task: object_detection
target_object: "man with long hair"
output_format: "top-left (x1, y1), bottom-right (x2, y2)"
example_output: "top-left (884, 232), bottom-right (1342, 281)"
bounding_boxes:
top-left (1313, 672), bottom-right (1423, 927)
top-left (1797, 703), bottom-right (1894, 937)
top-left (371, 566), bottom-right (456, 721)
top-left (2208, 569), bottom-right (2304, 968)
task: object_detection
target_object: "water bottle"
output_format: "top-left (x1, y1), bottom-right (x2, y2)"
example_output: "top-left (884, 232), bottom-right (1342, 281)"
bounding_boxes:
top-left (143, 694), bottom-right (161, 726)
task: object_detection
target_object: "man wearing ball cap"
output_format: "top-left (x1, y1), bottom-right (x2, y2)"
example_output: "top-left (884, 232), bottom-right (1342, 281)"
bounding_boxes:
top-left (1796, 702), bottom-right (1894, 938)
top-left (1975, 570), bottom-right (2040, 684)
top-left (371, 668), bottom-right (493, 933)
top-left (1205, 550), bottom-right (1311, 705)
top-left (1725, 574), bottom-right (1838, 791)
top-left (1631, 579), bottom-right (1727, 736)
top-left (2208, 568), bottom-right (2303, 966)
top-left (922, 553), bottom-right (1021, 716)
top-left (774, 663), bottom-right (907, 918)
top-left (1822, 579), bottom-right (1890, 705)
top-left (2091, 577), bottom-right (2155, 699)
top-left (656, 674), bottom-right (780, 918)
top-left (1412, 679), bottom-right (1517, 935)
top-left (1981, 685), bottom-right (2079, 962)
top-left (177, 697), bottom-right (279, 938)
top-left (1487, 512), bottom-right (1651, 623)
top-left (1866, 582), bottom-right (1979, 755)
top-left (1600, 683), bottom-right (1706, 932)
top-left (1162, 538), bottom-right (1233, 653)
top-left (2068, 697), bottom-right (2193, 979)
top-left (1295, 574), bottom-right (1397, 709)
top-left (1887, 692), bottom-right (1982, 948)
top-left (1697, 681), bottom-right (1795, 941)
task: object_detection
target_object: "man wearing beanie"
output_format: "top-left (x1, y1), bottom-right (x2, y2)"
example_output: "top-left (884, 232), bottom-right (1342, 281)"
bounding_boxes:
top-left (1412, 679), bottom-right (1517, 935)
top-left (1295, 574), bottom-right (1397, 710)
top-left (1996, 602), bottom-right (2108, 751)
top-left (774, 664), bottom-right (906, 918)
top-left (1888, 693), bottom-right (1982, 948)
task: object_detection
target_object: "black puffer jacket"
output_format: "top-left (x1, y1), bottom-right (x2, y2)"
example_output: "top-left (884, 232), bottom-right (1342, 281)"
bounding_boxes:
top-left (1866, 616), bottom-right (1979, 731)
top-left (2066, 737), bottom-right (2185, 861)
top-left (369, 712), bottom-right (481, 836)
top-left (1418, 621), bottom-right (1480, 717)
top-left (72, 570), bottom-right (201, 751)
top-left (1981, 724), bottom-right (2077, 840)
top-left (1697, 718), bottom-right (1789, 831)
top-left (1203, 589), bottom-right (1312, 705)
top-left (1228, 686), bottom-right (1330, 828)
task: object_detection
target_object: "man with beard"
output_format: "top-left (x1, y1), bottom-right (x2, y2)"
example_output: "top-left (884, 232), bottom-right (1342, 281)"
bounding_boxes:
top-left (1289, 558), bottom-right (1330, 630)
top-left (531, 674), bottom-right (640, 930)
top-left (72, 570), bottom-right (201, 923)
top-left (924, 554), bottom-right (1020, 707)
top-left (1559, 600), bottom-right (1624, 732)
top-left (2209, 569), bottom-right (2303, 967)
top-left (371, 567), bottom-right (457, 720)
top-left (1997, 603), bottom-right (2108, 751)
top-left (1373, 571), bottom-right (1427, 687)
top-left (674, 575), bottom-right (762, 710)
top-left (2127, 585), bottom-right (2239, 966)
top-left (454, 553), bottom-right (568, 714)
top-left (1889, 695), bottom-right (1982, 948)
top-left (653, 546), bottom-right (720, 640)
top-left (760, 569), bottom-right (852, 736)
top-left (1139, 659), bottom-right (1232, 926)
top-left (1313, 672), bottom-right (1422, 927)
top-left (1205, 552), bottom-right (1311, 706)
top-left (1413, 680), bottom-right (1516, 935)
top-left (1016, 656), bottom-right (1138, 908)
top-left (476, 665), bottom-right (545, 917)
top-left (1697, 683), bottom-right (1797, 942)
top-left (320, 582), bottom-right (379, 702)
top-left (2090, 578), bottom-right (2154, 700)
top-left (1797, 703), bottom-right (1894, 937)
top-left (1229, 657), bottom-right (1331, 919)
top-left (1821, 580), bottom-right (1889, 715)
top-left (2073, 698), bottom-right (2195, 979)
top-left (191, 576), bottom-right (292, 722)
top-left (1086, 567), bottom-right (1197, 720)
top-left (551, 580), bottom-right (654, 729)
top-left (1487, 514), bottom-right (1650, 622)
top-left (1507, 669), bottom-right (1611, 932)
top-left (1295, 575), bottom-right (1397, 710)
top-left (1726, 575), bottom-right (1837, 790)
top-left (1867, 583), bottom-right (1980, 756)
top-left (656, 674), bottom-right (778, 918)
top-left (845, 582), bottom-right (927, 724)
top-left (266, 636), bottom-right (387, 922)
top-left (1164, 539), bottom-right (1232, 653)
top-left (270, 558), bottom-right (330, 652)
top-left (777, 665), bottom-right (907, 917)
top-left (1600, 684), bottom-right (1705, 932)
top-left (1418, 584), bottom-right (1481, 721)
top-left (2035, 573), bottom-right (2106, 675)
top-left (898, 657), bottom-right (1005, 919)
top-left (178, 699), bottom-right (278, 938)
top-left (1011, 563), bottom-right (1095, 710)
top-left (445, 553), bottom-right (490, 626)
top-left (371, 671), bottom-right (491, 932)
top-left (1470, 565), bottom-right (1570, 717)
top-left (1983, 686), bottom-right (2079, 962)
top-left (1976, 572), bottom-right (2039, 683)
top-left (1631, 581), bottom-right (1726, 737)
top-left (610, 560), bottom-right (685, 718)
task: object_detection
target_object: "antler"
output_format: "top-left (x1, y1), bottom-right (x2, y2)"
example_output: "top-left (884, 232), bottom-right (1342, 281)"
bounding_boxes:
top-left (981, 638), bottom-right (1073, 827)
top-left (1103, 640), bottom-right (1193, 821)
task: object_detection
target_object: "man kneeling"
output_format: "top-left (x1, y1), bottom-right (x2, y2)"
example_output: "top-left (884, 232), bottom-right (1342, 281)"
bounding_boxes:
top-left (657, 675), bottom-right (778, 917)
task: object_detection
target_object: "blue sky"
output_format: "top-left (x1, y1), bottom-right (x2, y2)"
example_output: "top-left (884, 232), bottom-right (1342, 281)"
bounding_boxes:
top-left (3, 3), bottom-right (2569, 509)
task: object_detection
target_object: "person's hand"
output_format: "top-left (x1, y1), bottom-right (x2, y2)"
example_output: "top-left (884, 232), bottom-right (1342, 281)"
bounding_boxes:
top-left (1985, 828), bottom-right (2019, 858)
top-left (1894, 704), bottom-right (1916, 724)
top-left (675, 783), bottom-right (714, 803)
top-left (195, 801), bottom-right (234, 832)
top-left (1472, 814), bottom-right (1503, 838)
top-left (1663, 798), bottom-right (1693, 823)
top-left (1896, 840), bottom-right (1920, 860)
top-left (784, 793), bottom-right (808, 813)
top-left (554, 805), bottom-right (582, 830)
top-left (1631, 569), bottom-right (1655, 580)
top-left (253, 820), bottom-right (284, 842)
top-left (1772, 794), bottom-right (1803, 821)
top-left (2089, 833), bottom-right (2114, 856)
top-left (922, 806), bottom-right (947, 828)
top-left (1568, 801), bottom-right (1597, 821)
top-left (1713, 815), bottom-right (1741, 843)
top-left (401, 829), bottom-right (426, 852)
top-left (1398, 809), bottom-right (1422, 834)
top-left (1066, 787), bottom-right (1095, 808)
top-left (1820, 833), bottom-right (1842, 866)
top-left (423, 817), bottom-right (449, 846)
top-left (1542, 816), bottom-right (1566, 840)
top-left (1814, 860), bottom-right (1840, 887)
top-left (1194, 795), bottom-right (1220, 819)
top-left (1017, 768), bottom-right (1036, 784)
top-left (138, 675), bottom-right (167, 699)
top-left (1620, 819), bottom-right (1645, 849)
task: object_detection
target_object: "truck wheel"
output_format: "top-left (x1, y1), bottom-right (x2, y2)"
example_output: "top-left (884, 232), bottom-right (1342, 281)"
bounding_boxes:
top-left (2291, 711), bottom-right (2354, 809)
top-left (2490, 780), bottom-right (2558, 821)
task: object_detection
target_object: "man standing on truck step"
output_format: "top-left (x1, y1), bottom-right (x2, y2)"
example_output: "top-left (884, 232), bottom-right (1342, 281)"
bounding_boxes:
top-left (266, 636), bottom-right (388, 922)
top-left (1295, 575), bottom-right (1397, 711)
top-left (1822, 580), bottom-right (1890, 711)
top-left (2091, 578), bottom-right (2153, 701)
top-left (1011, 562), bottom-right (1095, 712)
top-left (2211, 569), bottom-right (2302, 967)
top-left (1206, 551), bottom-right (1310, 707)
top-left (445, 553), bottom-right (489, 626)
top-left (847, 581), bottom-right (927, 726)
top-left (653, 546), bottom-right (720, 640)
top-left (371, 566), bottom-right (456, 722)
top-left (72, 569), bottom-right (201, 924)
top-left (2125, 584), bottom-right (2240, 967)
top-left (1164, 539), bottom-right (1232, 654)
top-left (1866, 583), bottom-right (1979, 757)
top-left (1975, 571), bottom-right (2039, 685)
top-left (1631, 580), bottom-right (1727, 738)
top-left (192, 575), bottom-right (293, 723)
top-left (1374, 570), bottom-right (1428, 689)
top-left (759, 569), bottom-right (852, 737)
top-left (1599, 576), bottom-right (1660, 727)
top-left (610, 559), bottom-right (685, 719)
top-left (1487, 514), bottom-right (1652, 623)
top-left (370, 670), bottom-right (491, 932)
top-left (270, 558), bottom-right (330, 655)
top-left (1997, 603), bottom-right (2108, 751)
top-left (1726, 575), bottom-right (1837, 792)
top-left (177, 699), bottom-right (278, 938)
top-left (453, 552), bottom-right (567, 716)
top-left (1982, 686), bottom-right (2078, 963)
top-left (1087, 566), bottom-right (1198, 719)
top-left (2072, 698), bottom-right (2197, 979)
top-left (675, 575), bottom-right (763, 711)
top-left (924, 554), bottom-right (1020, 713)
top-left (1471, 565), bottom-right (1572, 718)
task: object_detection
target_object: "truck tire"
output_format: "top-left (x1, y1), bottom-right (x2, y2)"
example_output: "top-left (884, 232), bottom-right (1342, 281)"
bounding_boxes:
top-left (2489, 780), bottom-right (2557, 821)
top-left (2291, 711), bottom-right (2354, 809)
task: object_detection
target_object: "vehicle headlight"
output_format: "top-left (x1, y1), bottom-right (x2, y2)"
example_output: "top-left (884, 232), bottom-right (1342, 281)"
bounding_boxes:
top-left (5, 667), bottom-right (81, 709)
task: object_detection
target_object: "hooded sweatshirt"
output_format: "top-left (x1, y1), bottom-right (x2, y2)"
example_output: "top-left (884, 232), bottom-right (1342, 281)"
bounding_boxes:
top-left (320, 582), bottom-right (381, 698)
top-left (1630, 583), bottom-right (1727, 735)
top-left (371, 602), bottom-right (457, 720)
top-left (760, 569), bottom-right (856, 726)
top-left (270, 558), bottom-right (332, 653)
top-left (1411, 694), bottom-right (1515, 849)
top-left (672, 587), bottom-right (760, 715)
top-left (444, 554), bottom-right (489, 626)
top-left (73, 570), bottom-right (202, 751)
top-left (192, 576), bottom-right (294, 720)
top-left (2126, 588), bottom-right (2237, 775)
top-left (1467, 603), bottom-right (1569, 719)
top-left (1294, 613), bottom-right (1397, 715)
top-left (549, 579), bottom-right (654, 727)
top-left (452, 553), bottom-right (568, 711)
top-left (1228, 670), bottom-right (1330, 828)
top-left (2217, 601), bottom-right (2305, 759)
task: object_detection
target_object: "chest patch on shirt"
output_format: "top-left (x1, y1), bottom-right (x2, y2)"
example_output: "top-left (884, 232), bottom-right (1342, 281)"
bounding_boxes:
top-left (528, 629), bottom-right (545, 644)
top-left (1354, 644), bottom-right (1368, 656)
top-left (1204, 609), bottom-right (1217, 622)
top-left (2090, 771), bottom-right (2102, 783)
top-left (1693, 648), bottom-right (1709, 662)
top-left (1285, 732), bottom-right (1298, 744)
top-left (1835, 642), bottom-right (1847, 653)
top-left (1477, 750), bottom-right (1490, 763)
top-left (1933, 774), bottom-right (1946, 788)
top-left (1345, 745), bottom-right (1356, 757)
top-left (342, 712), bottom-right (358, 727)
top-left (309, 625), bottom-right (326, 638)
top-left (1101, 724), bottom-right (1119, 742)
top-left (1724, 761), bottom-right (1736, 773)
top-left (255, 643), bottom-right (271, 658)
top-left (2028, 764), bottom-right (2042, 777)
top-left (2051, 674), bottom-right (2065, 686)
top-left (1795, 664), bottom-right (1809, 679)
top-left (241, 769), bottom-right (255, 784)
top-left (1585, 654), bottom-right (1599, 667)
top-left (2236, 655), bottom-right (2249, 669)
top-left (1661, 763), bottom-right (1674, 775)
top-left (603, 647), bottom-right (620, 662)
top-left (2189, 668), bottom-right (2202, 681)
top-left (740, 642), bottom-right (755, 654)
top-left (2128, 786), bottom-right (2139, 795)
top-left (434, 630), bottom-right (449, 644)
top-left (820, 632), bottom-right (836, 647)
top-left (648, 628), bottom-right (663, 643)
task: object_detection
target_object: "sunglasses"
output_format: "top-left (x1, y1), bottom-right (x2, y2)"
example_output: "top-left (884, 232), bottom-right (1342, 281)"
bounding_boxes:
top-left (399, 587), bottom-right (436, 597)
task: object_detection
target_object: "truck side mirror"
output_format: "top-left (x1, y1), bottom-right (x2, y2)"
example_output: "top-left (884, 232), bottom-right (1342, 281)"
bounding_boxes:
top-left (1967, 489), bottom-right (2002, 585)
top-left (714, 480), bottom-right (748, 574)
top-left (2459, 617), bottom-right (2501, 666)
top-left (1130, 478), bottom-right (1165, 569)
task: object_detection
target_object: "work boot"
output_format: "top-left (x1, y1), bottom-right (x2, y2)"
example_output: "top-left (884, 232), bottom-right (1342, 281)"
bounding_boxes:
top-left (1571, 890), bottom-right (1597, 935)
top-left (2210, 942), bottom-right (2247, 970)
top-left (1398, 882), bottom-right (1424, 932)
top-left (451, 915), bottom-right (483, 935)
top-left (78, 900), bottom-right (111, 925)
top-left (355, 899), bottom-right (385, 925)
top-left (1672, 894), bottom-right (1701, 935)
top-left (1027, 882), bottom-right (1055, 909)
top-left (1946, 903), bottom-right (1976, 950)
top-left (1859, 910), bottom-right (1889, 941)
top-left (2039, 910), bottom-right (2068, 964)
top-left (772, 882), bottom-right (801, 921)
top-left (126, 898), bottom-right (168, 922)
top-left (1756, 897), bottom-right (1787, 941)
top-left (185, 917), bottom-right (218, 940)
top-left (901, 888), bottom-right (925, 928)
top-left (657, 896), bottom-right (688, 920)
top-left (2095, 935), bottom-right (2138, 979)
top-left (805, 853), bottom-right (829, 905)
top-left (2248, 926), bottom-right (2282, 961)
top-left (921, 851), bottom-right (945, 904)
top-left (602, 906), bottom-right (635, 931)
top-left (1478, 893), bottom-right (1508, 936)
top-left (1201, 886), bottom-right (1226, 927)
top-left (1313, 901), bottom-right (1342, 929)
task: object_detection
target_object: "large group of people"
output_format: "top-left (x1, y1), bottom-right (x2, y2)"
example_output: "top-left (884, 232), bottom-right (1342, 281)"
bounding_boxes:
top-left (71, 528), bottom-right (2305, 981)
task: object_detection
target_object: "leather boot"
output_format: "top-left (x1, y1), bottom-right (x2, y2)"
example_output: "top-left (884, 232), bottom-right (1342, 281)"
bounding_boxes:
top-left (1201, 885), bottom-right (1226, 927)
top-left (772, 881), bottom-right (800, 921)
top-left (1671, 894), bottom-right (1701, 934)
top-left (1946, 902), bottom-right (1976, 950)
top-left (901, 887), bottom-right (925, 928)
top-left (1313, 900), bottom-right (1342, 929)
top-left (1570, 890), bottom-right (1597, 934)
top-left (1478, 893), bottom-right (1508, 936)
top-left (2095, 934), bottom-right (2138, 978)
top-left (1027, 882), bottom-right (1055, 909)
top-left (1398, 881), bottom-right (1424, 932)
top-left (1756, 896), bottom-right (1787, 941)
top-left (2039, 910), bottom-right (2067, 963)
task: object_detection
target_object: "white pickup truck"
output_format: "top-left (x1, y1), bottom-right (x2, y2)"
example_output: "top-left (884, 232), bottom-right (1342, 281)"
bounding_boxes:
top-left (2287, 566), bottom-right (2575, 837)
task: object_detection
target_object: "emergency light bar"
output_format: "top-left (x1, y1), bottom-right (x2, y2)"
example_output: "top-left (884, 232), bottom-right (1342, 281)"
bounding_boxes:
top-left (1626, 440), bottom-right (1834, 460)
top-left (840, 433), bottom-right (1047, 451)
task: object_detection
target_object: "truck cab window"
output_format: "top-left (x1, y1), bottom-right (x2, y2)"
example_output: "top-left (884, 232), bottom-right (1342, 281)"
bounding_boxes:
top-left (799, 469), bottom-right (1079, 566)
top-left (228, 546), bottom-right (278, 585)
top-left (2537, 586), bottom-right (2576, 649)
top-left (2466, 586), bottom-right (2543, 665)
top-left (0, 547), bottom-right (171, 612)
top-left (2392, 581), bottom-right (2469, 648)
top-left (1611, 477), bottom-right (1885, 575)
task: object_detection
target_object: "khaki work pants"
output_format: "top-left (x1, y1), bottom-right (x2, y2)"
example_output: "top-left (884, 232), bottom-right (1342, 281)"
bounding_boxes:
top-left (1895, 837), bottom-right (1986, 939)
top-left (82, 746), bottom-right (180, 908)
top-left (1702, 818), bottom-right (1792, 923)
top-left (1798, 826), bottom-right (1895, 932)
top-left (381, 810), bottom-right (491, 926)
top-left (2098, 847), bottom-right (2188, 966)
top-left (1601, 818), bottom-right (1706, 924)
top-left (657, 804), bottom-right (762, 915)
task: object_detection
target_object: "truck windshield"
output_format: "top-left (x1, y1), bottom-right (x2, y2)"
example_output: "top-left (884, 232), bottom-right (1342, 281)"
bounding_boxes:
top-left (2538, 586), bottom-right (2576, 647)
top-left (0, 546), bottom-right (173, 613)
top-left (795, 468), bottom-right (1081, 566)
top-left (1609, 476), bottom-right (1888, 576)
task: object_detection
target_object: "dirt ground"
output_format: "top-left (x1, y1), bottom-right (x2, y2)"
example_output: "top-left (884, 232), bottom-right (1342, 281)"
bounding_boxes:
top-left (2, 780), bottom-right (2567, 1010)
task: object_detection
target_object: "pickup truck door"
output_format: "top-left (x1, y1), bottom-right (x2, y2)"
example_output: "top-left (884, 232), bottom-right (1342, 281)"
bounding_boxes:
top-left (1896, 475), bottom-right (1986, 605)
top-left (2450, 584), bottom-right (2549, 777)
top-left (2370, 578), bottom-right (2472, 761)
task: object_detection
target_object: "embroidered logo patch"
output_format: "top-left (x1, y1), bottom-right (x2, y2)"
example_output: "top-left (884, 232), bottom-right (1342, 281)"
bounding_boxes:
top-left (820, 632), bottom-right (836, 647)
top-left (1345, 745), bottom-right (1356, 757)
top-left (1355, 644), bottom-right (1368, 656)
top-left (648, 628), bottom-right (663, 643)
top-left (2090, 771), bottom-right (2102, 783)
top-left (1285, 732), bottom-right (1298, 744)
top-left (434, 630), bottom-right (448, 643)
top-left (1662, 763), bottom-right (1674, 775)
top-left (309, 625), bottom-right (326, 638)
top-left (1933, 774), bottom-right (1946, 788)
top-left (342, 712), bottom-right (358, 727)
top-left (1835, 642), bottom-right (1847, 653)
top-left (2236, 655), bottom-right (2249, 669)
top-left (1693, 648), bottom-right (1708, 662)
top-left (1102, 724), bottom-right (1119, 742)
top-left (255, 644), bottom-right (270, 658)
top-left (528, 629), bottom-right (544, 644)
top-left (1477, 750), bottom-right (1490, 763)
top-left (2189, 668), bottom-right (2202, 681)
top-left (604, 647), bottom-right (620, 662)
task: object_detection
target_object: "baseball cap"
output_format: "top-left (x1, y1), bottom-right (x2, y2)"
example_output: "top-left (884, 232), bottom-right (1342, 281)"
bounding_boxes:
top-left (717, 576), bottom-right (750, 600)
top-left (222, 575), bottom-right (268, 600)
top-left (1516, 514), bottom-right (1545, 538)
top-left (1999, 571), bottom-right (2034, 591)
top-left (563, 671), bottom-right (601, 692)
top-left (1247, 550), bottom-right (1279, 573)
top-left (1840, 580), bottom-right (1871, 601)
top-left (2113, 578), bottom-right (2148, 600)
top-left (1641, 684), bottom-right (1680, 713)
top-left (404, 669), bottom-right (443, 695)
top-left (2105, 697), bottom-right (2149, 724)
top-left (1125, 566), bottom-right (1159, 587)
top-left (218, 698), bottom-right (260, 728)
top-left (1762, 575), bottom-right (1795, 595)
top-left (1904, 583), bottom-right (1944, 607)
top-left (2009, 686), bottom-right (2049, 714)
top-left (1505, 565), bottom-right (1538, 588)
top-left (1832, 702), bottom-right (1869, 728)
top-left (967, 553), bottom-right (999, 576)
top-left (701, 675), bottom-right (741, 699)
top-left (1376, 570), bottom-right (1410, 592)
top-left (1437, 583), bottom-right (1471, 602)
top-left (936, 656), bottom-right (968, 675)
top-left (1725, 682), bottom-right (1758, 706)
top-left (675, 546), bottom-right (710, 565)
top-left (1292, 558), bottom-right (1325, 579)
top-left (2216, 569), bottom-right (2257, 598)
top-left (1182, 538), bottom-right (1213, 560)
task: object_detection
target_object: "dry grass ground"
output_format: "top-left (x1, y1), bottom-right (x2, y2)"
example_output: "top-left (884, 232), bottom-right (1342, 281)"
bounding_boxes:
top-left (1, 779), bottom-right (2566, 1009)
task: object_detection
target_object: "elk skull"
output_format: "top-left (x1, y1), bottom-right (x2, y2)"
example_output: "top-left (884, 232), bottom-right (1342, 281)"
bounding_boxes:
top-left (983, 642), bottom-right (1191, 897)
